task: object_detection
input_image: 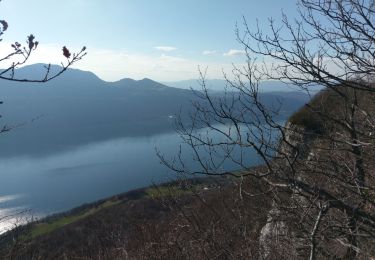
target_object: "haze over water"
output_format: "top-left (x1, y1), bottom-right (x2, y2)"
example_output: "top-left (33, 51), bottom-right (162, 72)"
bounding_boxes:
top-left (0, 126), bottom-right (265, 233)
top-left (0, 131), bottom-right (180, 232)
top-left (0, 65), bottom-right (307, 233)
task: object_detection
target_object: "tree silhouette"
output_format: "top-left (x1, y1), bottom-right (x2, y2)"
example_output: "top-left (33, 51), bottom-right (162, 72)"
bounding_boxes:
top-left (0, 2), bottom-right (86, 83)
top-left (0, 2), bottom-right (86, 133)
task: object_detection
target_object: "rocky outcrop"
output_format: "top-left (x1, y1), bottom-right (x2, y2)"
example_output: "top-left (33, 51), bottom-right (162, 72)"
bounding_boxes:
top-left (258, 201), bottom-right (289, 259)
top-left (278, 121), bottom-right (318, 161)
top-left (258, 121), bottom-right (319, 259)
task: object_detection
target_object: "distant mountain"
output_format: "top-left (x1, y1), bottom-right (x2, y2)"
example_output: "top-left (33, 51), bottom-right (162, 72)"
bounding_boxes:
top-left (163, 79), bottom-right (323, 93)
top-left (0, 64), bottom-right (311, 158)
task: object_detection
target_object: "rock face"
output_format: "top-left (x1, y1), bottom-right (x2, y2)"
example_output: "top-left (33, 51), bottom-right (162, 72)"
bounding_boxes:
top-left (258, 201), bottom-right (288, 259)
top-left (258, 121), bottom-right (318, 259)
top-left (258, 123), bottom-right (297, 259)
top-left (258, 85), bottom-right (375, 258)
top-left (278, 121), bottom-right (317, 161)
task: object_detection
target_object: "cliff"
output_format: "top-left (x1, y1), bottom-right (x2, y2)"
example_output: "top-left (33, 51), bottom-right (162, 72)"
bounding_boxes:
top-left (260, 85), bottom-right (375, 259)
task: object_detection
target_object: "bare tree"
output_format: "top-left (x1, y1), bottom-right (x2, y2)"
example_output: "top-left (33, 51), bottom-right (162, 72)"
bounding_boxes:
top-left (159, 0), bottom-right (375, 258)
top-left (0, 4), bottom-right (86, 83)
top-left (0, 1), bottom-right (86, 135)
top-left (0, 0), bottom-right (86, 235)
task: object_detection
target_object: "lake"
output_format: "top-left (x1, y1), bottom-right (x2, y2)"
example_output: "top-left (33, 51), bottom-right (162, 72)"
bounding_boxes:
top-left (0, 127), bottom-right (265, 233)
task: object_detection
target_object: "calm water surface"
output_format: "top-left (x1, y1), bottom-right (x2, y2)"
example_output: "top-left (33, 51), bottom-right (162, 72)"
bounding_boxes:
top-left (0, 128), bottom-right (264, 232)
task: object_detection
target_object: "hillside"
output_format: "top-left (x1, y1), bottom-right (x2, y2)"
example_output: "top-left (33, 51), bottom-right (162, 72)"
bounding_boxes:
top-left (269, 84), bottom-right (375, 259)
top-left (0, 175), bottom-right (272, 259)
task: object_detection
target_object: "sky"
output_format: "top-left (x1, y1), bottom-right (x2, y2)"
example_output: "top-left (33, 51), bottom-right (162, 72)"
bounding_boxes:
top-left (0, 0), bottom-right (299, 82)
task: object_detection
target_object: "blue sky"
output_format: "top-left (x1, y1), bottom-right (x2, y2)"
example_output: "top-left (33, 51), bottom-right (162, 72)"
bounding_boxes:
top-left (0, 0), bottom-right (299, 81)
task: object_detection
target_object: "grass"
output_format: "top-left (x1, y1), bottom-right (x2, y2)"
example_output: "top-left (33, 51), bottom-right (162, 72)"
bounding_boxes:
top-left (29, 199), bottom-right (122, 238)
top-left (19, 178), bottom-right (223, 240)
top-left (28, 184), bottom-right (195, 238)
top-left (145, 185), bottom-right (197, 198)
top-left (144, 177), bottom-right (226, 198)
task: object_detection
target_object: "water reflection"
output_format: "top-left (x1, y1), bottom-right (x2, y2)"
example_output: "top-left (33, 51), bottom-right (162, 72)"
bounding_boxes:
top-left (0, 124), bottom-right (270, 233)
top-left (0, 132), bottom-right (182, 232)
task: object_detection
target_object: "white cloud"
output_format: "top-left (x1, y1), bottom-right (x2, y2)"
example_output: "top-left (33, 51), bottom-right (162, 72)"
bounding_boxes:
top-left (203, 50), bottom-right (217, 55)
top-left (0, 42), bottom-right (248, 81)
top-left (154, 46), bottom-right (177, 52)
top-left (74, 48), bottom-right (246, 81)
top-left (223, 49), bottom-right (246, 57)
top-left (0, 42), bottom-right (65, 69)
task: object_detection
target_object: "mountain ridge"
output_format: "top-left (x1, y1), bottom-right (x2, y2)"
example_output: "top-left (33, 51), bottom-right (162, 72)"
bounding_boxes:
top-left (0, 63), bottom-right (310, 158)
